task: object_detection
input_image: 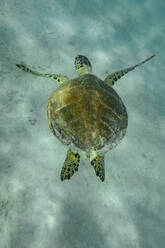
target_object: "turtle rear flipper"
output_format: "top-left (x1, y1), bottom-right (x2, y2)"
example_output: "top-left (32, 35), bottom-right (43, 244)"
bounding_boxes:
top-left (61, 149), bottom-right (80, 181)
top-left (91, 155), bottom-right (105, 182)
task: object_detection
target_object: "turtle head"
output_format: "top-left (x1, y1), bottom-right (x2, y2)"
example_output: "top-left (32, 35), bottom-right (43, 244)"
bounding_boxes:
top-left (75, 55), bottom-right (92, 76)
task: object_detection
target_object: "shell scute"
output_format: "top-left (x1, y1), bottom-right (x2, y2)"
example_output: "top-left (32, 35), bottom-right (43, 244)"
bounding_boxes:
top-left (47, 74), bottom-right (128, 155)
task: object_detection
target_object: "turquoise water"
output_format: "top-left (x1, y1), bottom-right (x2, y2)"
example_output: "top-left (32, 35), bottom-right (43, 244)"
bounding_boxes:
top-left (0, 0), bottom-right (164, 247)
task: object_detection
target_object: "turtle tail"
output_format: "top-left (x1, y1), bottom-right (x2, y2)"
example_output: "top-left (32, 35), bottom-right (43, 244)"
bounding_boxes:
top-left (61, 148), bottom-right (80, 181)
top-left (91, 155), bottom-right (105, 182)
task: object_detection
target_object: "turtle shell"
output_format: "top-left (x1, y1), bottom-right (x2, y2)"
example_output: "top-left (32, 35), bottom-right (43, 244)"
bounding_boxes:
top-left (47, 74), bottom-right (128, 156)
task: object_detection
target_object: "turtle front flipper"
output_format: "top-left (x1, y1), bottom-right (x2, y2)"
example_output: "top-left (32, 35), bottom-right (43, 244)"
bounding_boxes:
top-left (75, 55), bottom-right (92, 76)
top-left (90, 155), bottom-right (105, 182)
top-left (104, 54), bottom-right (155, 86)
top-left (16, 64), bottom-right (69, 84)
top-left (61, 148), bottom-right (80, 181)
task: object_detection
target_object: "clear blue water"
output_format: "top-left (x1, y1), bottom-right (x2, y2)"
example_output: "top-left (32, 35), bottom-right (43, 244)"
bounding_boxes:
top-left (0, 0), bottom-right (164, 247)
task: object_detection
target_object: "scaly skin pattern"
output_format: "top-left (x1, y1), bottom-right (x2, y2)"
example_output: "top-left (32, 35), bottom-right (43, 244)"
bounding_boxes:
top-left (91, 155), bottom-right (105, 182)
top-left (104, 54), bottom-right (155, 86)
top-left (16, 64), bottom-right (69, 83)
top-left (61, 148), bottom-right (80, 181)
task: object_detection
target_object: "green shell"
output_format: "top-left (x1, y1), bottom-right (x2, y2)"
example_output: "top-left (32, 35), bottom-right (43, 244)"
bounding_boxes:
top-left (47, 73), bottom-right (128, 157)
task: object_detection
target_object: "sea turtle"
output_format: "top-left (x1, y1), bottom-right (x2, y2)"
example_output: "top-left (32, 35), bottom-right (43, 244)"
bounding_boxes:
top-left (16, 54), bottom-right (155, 182)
